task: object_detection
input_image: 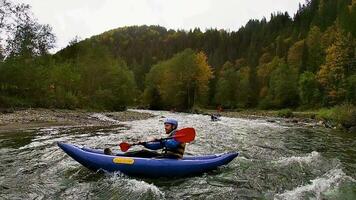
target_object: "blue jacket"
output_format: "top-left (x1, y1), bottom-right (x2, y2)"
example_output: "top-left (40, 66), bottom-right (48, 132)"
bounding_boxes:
top-left (143, 137), bottom-right (180, 150)
top-left (143, 130), bottom-right (180, 150)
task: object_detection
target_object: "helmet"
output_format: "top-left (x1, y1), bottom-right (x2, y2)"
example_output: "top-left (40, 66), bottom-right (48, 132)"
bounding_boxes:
top-left (164, 118), bottom-right (178, 128)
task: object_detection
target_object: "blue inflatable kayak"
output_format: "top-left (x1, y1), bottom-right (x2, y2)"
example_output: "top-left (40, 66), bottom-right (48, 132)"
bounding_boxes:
top-left (57, 142), bottom-right (238, 177)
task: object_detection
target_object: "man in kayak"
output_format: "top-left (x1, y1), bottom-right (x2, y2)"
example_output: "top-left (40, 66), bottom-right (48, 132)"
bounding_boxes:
top-left (105, 118), bottom-right (186, 159)
top-left (142, 118), bottom-right (186, 159)
top-left (211, 114), bottom-right (220, 121)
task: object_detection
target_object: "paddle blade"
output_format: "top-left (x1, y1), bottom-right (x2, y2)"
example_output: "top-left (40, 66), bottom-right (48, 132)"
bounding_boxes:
top-left (119, 142), bottom-right (131, 152)
top-left (174, 127), bottom-right (196, 143)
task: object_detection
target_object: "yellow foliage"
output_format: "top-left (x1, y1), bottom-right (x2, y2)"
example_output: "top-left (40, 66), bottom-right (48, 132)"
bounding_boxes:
top-left (144, 49), bottom-right (213, 108)
top-left (259, 86), bottom-right (269, 98)
top-left (195, 51), bottom-right (213, 89)
top-left (316, 28), bottom-right (352, 104)
top-left (287, 40), bottom-right (305, 72)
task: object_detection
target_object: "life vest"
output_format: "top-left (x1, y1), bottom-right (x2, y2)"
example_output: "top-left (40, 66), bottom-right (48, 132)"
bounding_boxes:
top-left (163, 130), bottom-right (186, 159)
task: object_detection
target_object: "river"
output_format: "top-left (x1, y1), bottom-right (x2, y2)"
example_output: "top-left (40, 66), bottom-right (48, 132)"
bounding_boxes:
top-left (0, 110), bottom-right (355, 199)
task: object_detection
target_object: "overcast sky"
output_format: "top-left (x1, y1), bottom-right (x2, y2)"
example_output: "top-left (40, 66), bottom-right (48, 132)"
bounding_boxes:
top-left (14, 0), bottom-right (305, 52)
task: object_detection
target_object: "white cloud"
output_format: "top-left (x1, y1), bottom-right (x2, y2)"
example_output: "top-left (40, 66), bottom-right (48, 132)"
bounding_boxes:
top-left (13, 0), bottom-right (305, 52)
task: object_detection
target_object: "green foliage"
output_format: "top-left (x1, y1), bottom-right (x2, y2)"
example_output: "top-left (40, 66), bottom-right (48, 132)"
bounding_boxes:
top-left (338, 0), bottom-right (356, 37)
top-left (74, 44), bottom-right (137, 110)
top-left (54, 0), bottom-right (355, 110)
top-left (215, 78), bottom-right (233, 107)
top-left (236, 67), bottom-right (252, 107)
top-left (313, 0), bottom-right (338, 30)
top-left (306, 26), bottom-right (324, 72)
top-left (1, 0), bottom-right (355, 111)
top-left (0, 95), bottom-right (32, 107)
top-left (0, 41), bottom-right (137, 110)
top-left (259, 58), bottom-right (299, 108)
top-left (317, 104), bottom-right (356, 128)
top-left (316, 28), bottom-right (354, 105)
top-left (1, 0), bottom-right (55, 58)
top-left (51, 88), bottom-right (79, 109)
top-left (215, 61), bottom-right (251, 108)
top-left (47, 62), bottom-right (80, 108)
top-left (346, 75), bottom-right (356, 104)
top-left (287, 40), bottom-right (306, 72)
top-left (143, 49), bottom-right (212, 110)
top-left (349, 0), bottom-right (356, 36)
top-left (215, 61), bottom-right (238, 108)
top-left (298, 71), bottom-right (321, 106)
top-left (277, 109), bottom-right (294, 118)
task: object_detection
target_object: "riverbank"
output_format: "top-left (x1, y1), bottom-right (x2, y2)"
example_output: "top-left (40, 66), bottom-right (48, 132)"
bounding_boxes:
top-left (1, 107), bottom-right (354, 133)
top-left (202, 109), bottom-right (319, 124)
top-left (0, 108), bottom-right (154, 133)
top-left (201, 107), bottom-right (355, 133)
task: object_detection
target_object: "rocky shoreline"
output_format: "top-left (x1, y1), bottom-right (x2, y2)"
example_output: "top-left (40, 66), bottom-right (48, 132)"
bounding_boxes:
top-left (0, 108), bottom-right (154, 133)
top-left (1, 108), bottom-right (354, 133)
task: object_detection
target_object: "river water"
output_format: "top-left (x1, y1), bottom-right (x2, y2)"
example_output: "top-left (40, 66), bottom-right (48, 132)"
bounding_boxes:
top-left (0, 110), bottom-right (355, 199)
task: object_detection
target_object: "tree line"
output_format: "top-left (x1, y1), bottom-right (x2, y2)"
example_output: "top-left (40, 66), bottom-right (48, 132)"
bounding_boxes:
top-left (0, 0), bottom-right (355, 111)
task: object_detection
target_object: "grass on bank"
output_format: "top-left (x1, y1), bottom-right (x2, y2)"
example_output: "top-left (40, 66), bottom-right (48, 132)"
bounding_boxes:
top-left (316, 104), bottom-right (356, 129)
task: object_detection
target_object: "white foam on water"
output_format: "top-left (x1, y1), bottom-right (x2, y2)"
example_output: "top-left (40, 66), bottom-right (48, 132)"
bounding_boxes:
top-left (38, 127), bottom-right (60, 133)
top-left (125, 179), bottom-right (165, 198)
top-left (59, 183), bottom-right (91, 199)
top-left (275, 168), bottom-right (356, 200)
top-left (110, 173), bottom-right (165, 199)
top-left (90, 113), bottom-right (119, 123)
top-left (129, 108), bottom-right (284, 130)
top-left (218, 116), bottom-right (286, 130)
top-left (19, 136), bottom-right (75, 150)
top-left (273, 151), bottom-right (321, 166)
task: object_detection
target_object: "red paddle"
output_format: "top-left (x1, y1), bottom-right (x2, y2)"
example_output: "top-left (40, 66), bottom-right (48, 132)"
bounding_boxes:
top-left (119, 127), bottom-right (196, 152)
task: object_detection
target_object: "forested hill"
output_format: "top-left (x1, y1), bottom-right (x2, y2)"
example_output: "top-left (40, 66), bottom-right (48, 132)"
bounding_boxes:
top-left (1, 0), bottom-right (355, 111)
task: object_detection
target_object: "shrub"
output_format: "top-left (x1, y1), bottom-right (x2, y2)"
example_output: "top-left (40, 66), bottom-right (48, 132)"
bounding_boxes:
top-left (277, 109), bottom-right (294, 118)
top-left (317, 104), bottom-right (356, 129)
top-left (0, 95), bottom-right (32, 108)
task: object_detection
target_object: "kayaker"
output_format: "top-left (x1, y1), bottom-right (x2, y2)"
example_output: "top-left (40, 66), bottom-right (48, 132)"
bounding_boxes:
top-left (142, 118), bottom-right (186, 159)
top-left (211, 114), bottom-right (220, 121)
top-left (106, 118), bottom-right (186, 159)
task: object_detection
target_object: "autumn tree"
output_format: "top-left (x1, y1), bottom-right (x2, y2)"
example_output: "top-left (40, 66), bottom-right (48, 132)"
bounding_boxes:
top-left (143, 49), bottom-right (212, 110)
top-left (1, 0), bottom-right (355, 110)
top-left (317, 29), bottom-right (354, 105)
top-left (288, 40), bottom-right (306, 73)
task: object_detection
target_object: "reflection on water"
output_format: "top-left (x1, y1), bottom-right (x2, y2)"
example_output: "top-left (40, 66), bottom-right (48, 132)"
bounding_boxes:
top-left (0, 110), bottom-right (355, 199)
top-left (0, 131), bottom-right (36, 149)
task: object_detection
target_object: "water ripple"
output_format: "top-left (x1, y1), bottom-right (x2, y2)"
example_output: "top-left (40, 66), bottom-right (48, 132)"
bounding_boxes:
top-left (0, 110), bottom-right (355, 199)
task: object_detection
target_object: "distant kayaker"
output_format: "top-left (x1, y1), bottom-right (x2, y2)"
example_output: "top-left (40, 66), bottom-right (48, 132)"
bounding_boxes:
top-left (211, 114), bottom-right (221, 121)
top-left (106, 118), bottom-right (186, 159)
